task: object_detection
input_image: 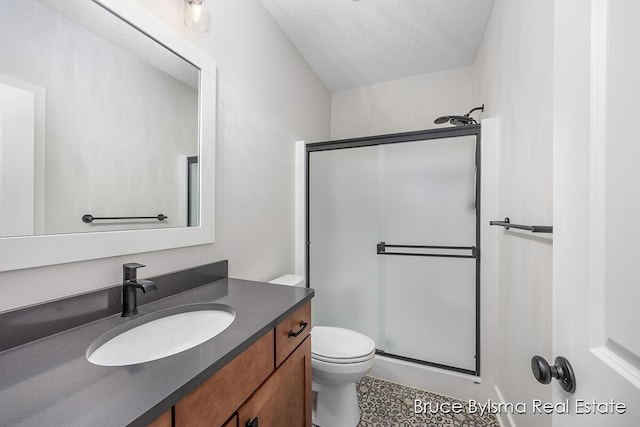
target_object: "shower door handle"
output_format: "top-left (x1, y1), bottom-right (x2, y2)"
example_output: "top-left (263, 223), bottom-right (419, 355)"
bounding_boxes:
top-left (376, 242), bottom-right (477, 259)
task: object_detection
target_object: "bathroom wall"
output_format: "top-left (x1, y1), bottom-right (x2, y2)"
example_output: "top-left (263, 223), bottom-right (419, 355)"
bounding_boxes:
top-left (330, 65), bottom-right (474, 139)
top-left (473, 0), bottom-right (554, 426)
top-left (0, 0), bottom-right (331, 312)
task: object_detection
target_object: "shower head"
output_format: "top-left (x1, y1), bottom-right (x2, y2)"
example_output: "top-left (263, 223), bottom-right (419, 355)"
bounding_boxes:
top-left (450, 116), bottom-right (477, 126)
top-left (434, 115), bottom-right (476, 126)
top-left (448, 115), bottom-right (475, 126)
top-left (434, 104), bottom-right (485, 127)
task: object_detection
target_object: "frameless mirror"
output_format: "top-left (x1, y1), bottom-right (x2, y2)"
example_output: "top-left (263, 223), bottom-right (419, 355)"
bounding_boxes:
top-left (0, 0), bottom-right (200, 237)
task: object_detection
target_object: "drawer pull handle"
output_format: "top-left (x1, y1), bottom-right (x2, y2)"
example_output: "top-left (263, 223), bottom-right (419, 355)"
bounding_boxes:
top-left (246, 417), bottom-right (259, 427)
top-left (288, 320), bottom-right (308, 338)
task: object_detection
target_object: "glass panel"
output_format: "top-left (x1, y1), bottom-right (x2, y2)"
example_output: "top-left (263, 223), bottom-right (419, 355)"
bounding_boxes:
top-left (309, 146), bottom-right (380, 344)
top-left (308, 133), bottom-right (478, 371)
top-left (383, 136), bottom-right (477, 246)
top-left (382, 256), bottom-right (476, 371)
top-left (382, 136), bottom-right (477, 371)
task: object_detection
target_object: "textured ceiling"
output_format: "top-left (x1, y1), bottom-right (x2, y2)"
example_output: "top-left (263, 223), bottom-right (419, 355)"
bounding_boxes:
top-left (259, 0), bottom-right (495, 92)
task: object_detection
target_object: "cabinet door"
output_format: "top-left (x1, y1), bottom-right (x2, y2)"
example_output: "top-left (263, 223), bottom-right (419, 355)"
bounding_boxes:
top-left (147, 410), bottom-right (171, 427)
top-left (175, 331), bottom-right (275, 426)
top-left (238, 336), bottom-right (312, 427)
top-left (222, 414), bottom-right (238, 427)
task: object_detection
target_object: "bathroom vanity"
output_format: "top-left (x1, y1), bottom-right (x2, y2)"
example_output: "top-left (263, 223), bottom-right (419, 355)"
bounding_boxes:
top-left (171, 302), bottom-right (311, 427)
top-left (0, 262), bottom-right (313, 427)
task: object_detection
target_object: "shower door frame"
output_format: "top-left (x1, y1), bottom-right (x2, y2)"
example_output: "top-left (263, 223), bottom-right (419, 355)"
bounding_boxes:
top-left (305, 124), bottom-right (482, 376)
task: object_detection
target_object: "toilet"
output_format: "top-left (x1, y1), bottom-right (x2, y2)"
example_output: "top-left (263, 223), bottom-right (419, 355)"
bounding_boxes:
top-left (269, 275), bottom-right (376, 427)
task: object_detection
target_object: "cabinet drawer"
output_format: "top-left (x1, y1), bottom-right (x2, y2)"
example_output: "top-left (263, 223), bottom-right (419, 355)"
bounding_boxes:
top-left (238, 336), bottom-right (312, 427)
top-left (275, 301), bottom-right (311, 367)
top-left (175, 331), bottom-right (275, 427)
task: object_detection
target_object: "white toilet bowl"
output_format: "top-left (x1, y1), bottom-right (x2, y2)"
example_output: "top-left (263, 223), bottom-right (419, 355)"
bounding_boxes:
top-left (311, 326), bottom-right (375, 427)
top-left (268, 275), bottom-right (376, 427)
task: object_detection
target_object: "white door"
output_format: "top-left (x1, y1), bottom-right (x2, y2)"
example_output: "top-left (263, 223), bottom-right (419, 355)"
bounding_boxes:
top-left (553, 0), bottom-right (640, 425)
top-left (0, 81), bottom-right (35, 237)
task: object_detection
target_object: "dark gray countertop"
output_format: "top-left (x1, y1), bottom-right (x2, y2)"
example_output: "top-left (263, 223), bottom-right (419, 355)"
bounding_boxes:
top-left (0, 278), bottom-right (314, 427)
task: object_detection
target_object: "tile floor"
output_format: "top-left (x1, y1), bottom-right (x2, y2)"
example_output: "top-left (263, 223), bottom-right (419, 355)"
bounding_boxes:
top-left (356, 376), bottom-right (500, 427)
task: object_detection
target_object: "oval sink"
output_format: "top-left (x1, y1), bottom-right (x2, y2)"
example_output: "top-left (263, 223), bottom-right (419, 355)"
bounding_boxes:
top-left (87, 303), bottom-right (235, 366)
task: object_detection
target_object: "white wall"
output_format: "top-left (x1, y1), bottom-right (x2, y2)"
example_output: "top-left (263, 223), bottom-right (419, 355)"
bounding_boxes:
top-left (0, 0), bottom-right (330, 312)
top-left (330, 66), bottom-right (475, 139)
top-left (0, 0), bottom-right (199, 234)
top-left (473, 0), bottom-right (554, 426)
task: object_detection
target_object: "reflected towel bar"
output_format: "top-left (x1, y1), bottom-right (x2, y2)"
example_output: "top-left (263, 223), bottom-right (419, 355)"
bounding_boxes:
top-left (489, 217), bottom-right (552, 233)
top-left (82, 214), bottom-right (167, 223)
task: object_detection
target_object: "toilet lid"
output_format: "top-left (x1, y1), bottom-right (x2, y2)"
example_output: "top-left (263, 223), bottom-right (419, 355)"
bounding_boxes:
top-left (311, 326), bottom-right (376, 362)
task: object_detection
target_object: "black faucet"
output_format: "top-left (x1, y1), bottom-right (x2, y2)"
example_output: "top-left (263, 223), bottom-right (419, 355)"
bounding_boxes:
top-left (122, 263), bottom-right (157, 317)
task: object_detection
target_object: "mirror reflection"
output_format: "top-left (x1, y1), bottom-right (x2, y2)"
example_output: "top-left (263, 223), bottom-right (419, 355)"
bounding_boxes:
top-left (0, 0), bottom-right (200, 237)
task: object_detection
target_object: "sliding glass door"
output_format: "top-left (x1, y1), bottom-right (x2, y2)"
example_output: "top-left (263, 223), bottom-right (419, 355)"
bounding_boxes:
top-left (308, 127), bottom-right (480, 374)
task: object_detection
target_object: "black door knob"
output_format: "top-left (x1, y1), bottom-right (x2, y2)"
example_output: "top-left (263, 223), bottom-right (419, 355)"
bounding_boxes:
top-left (531, 355), bottom-right (576, 393)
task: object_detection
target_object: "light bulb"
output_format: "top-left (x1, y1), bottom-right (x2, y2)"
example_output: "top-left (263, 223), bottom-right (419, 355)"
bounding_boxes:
top-left (184, 0), bottom-right (210, 33)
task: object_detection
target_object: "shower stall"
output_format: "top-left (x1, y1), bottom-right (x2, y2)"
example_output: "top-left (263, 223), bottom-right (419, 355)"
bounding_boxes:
top-left (306, 126), bottom-right (480, 375)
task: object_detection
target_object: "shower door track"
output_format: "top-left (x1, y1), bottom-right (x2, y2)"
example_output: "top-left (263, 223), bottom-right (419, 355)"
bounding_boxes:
top-left (306, 124), bottom-right (481, 376)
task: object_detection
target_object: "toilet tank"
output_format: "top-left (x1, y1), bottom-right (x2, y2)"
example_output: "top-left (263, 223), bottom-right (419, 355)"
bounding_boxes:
top-left (269, 274), bottom-right (305, 287)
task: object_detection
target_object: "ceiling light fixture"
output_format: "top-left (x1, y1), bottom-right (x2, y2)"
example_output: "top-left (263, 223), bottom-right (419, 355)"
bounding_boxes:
top-left (183, 0), bottom-right (210, 33)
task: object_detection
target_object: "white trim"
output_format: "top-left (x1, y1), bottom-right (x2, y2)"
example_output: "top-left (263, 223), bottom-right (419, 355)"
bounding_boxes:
top-left (294, 140), bottom-right (306, 277)
top-left (480, 117), bottom-right (500, 396)
top-left (591, 344), bottom-right (640, 390)
top-left (0, 75), bottom-right (46, 100)
top-left (369, 354), bottom-right (485, 402)
top-left (493, 385), bottom-right (517, 427)
top-left (0, 0), bottom-right (217, 272)
top-left (587, 0), bottom-right (608, 349)
top-left (94, 0), bottom-right (217, 72)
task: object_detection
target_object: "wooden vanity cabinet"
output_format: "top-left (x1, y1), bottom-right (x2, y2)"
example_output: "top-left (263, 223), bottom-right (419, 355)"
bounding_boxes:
top-left (274, 302), bottom-right (311, 367)
top-left (148, 410), bottom-right (171, 427)
top-left (174, 331), bottom-right (274, 426)
top-left (238, 336), bottom-right (311, 427)
top-left (167, 301), bottom-right (312, 427)
top-left (222, 414), bottom-right (238, 427)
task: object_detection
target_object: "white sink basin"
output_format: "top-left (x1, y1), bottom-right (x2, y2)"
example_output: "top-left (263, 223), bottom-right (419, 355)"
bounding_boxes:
top-left (87, 304), bottom-right (235, 366)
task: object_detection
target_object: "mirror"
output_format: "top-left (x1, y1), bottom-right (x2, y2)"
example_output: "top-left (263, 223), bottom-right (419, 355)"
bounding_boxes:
top-left (0, 0), bottom-right (217, 272)
top-left (0, 0), bottom-right (200, 237)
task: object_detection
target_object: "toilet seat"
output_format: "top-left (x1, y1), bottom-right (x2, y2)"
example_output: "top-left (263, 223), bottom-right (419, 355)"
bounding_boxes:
top-left (312, 351), bottom-right (375, 364)
top-left (311, 326), bottom-right (376, 364)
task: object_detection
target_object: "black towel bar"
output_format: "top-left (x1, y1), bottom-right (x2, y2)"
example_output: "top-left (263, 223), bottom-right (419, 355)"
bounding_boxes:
top-left (82, 214), bottom-right (167, 223)
top-left (489, 217), bottom-right (552, 233)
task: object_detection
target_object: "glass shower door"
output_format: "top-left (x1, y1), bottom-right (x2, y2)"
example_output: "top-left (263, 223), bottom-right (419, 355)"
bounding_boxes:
top-left (379, 136), bottom-right (477, 372)
top-left (308, 130), bottom-right (479, 374)
top-left (308, 145), bottom-right (380, 343)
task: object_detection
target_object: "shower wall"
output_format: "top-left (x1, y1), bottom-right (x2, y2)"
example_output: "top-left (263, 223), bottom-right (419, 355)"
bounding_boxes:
top-left (473, 1), bottom-right (553, 426)
top-left (330, 65), bottom-right (474, 139)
